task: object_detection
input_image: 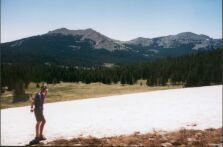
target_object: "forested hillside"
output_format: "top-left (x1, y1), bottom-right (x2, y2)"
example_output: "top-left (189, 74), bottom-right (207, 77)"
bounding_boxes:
top-left (1, 48), bottom-right (222, 92)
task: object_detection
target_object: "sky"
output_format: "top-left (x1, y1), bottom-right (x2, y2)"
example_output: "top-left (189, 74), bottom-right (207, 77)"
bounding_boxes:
top-left (1, 0), bottom-right (222, 42)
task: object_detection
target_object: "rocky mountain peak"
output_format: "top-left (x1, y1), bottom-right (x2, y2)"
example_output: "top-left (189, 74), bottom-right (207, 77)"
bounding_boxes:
top-left (48, 28), bottom-right (71, 34)
top-left (48, 28), bottom-right (125, 51)
top-left (174, 32), bottom-right (210, 40)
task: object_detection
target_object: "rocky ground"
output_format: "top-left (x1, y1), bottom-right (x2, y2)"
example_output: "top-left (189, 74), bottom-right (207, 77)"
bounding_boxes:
top-left (43, 128), bottom-right (222, 146)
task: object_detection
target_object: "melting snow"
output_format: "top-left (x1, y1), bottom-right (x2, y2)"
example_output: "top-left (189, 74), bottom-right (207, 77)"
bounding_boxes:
top-left (1, 85), bottom-right (222, 145)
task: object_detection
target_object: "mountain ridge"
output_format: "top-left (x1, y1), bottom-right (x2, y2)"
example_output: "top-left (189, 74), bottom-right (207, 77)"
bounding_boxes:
top-left (5, 28), bottom-right (221, 51)
top-left (1, 28), bottom-right (222, 66)
top-left (47, 28), bottom-right (126, 51)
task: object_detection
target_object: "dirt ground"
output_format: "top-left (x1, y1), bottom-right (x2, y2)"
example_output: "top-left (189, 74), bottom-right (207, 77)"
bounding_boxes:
top-left (43, 128), bottom-right (222, 146)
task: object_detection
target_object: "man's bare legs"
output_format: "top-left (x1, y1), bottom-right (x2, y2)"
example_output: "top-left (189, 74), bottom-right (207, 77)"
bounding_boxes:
top-left (36, 119), bottom-right (45, 139)
top-left (36, 121), bottom-right (41, 138)
top-left (39, 119), bottom-right (46, 137)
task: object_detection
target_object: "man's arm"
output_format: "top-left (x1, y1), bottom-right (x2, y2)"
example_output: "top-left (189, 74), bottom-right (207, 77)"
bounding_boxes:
top-left (44, 89), bottom-right (48, 97)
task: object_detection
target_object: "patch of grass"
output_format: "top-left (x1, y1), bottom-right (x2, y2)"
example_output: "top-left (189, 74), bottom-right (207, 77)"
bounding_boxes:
top-left (1, 80), bottom-right (182, 109)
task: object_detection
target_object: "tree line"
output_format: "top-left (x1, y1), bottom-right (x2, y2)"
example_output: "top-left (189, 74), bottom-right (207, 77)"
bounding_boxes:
top-left (1, 49), bottom-right (222, 102)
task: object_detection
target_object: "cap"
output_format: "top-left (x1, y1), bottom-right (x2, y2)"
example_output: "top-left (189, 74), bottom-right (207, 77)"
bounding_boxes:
top-left (41, 83), bottom-right (48, 91)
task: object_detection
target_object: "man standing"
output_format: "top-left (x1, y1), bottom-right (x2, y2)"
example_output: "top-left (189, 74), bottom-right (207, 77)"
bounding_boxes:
top-left (30, 83), bottom-right (48, 141)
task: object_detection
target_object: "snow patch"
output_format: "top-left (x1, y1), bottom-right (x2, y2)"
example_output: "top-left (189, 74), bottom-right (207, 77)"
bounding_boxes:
top-left (1, 85), bottom-right (222, 146)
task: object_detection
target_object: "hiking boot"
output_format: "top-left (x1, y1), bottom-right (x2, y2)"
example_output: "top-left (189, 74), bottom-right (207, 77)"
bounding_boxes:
top-left (34, 137), bottom-right (40, 141)
top-left (39, 135), bottom-right (47, 140)
top-left (29, 137), bottom-right (40, 145)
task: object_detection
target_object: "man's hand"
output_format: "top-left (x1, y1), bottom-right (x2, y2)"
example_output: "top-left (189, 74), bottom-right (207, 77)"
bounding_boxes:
top-left (44, 89), bottom-right (48, 97)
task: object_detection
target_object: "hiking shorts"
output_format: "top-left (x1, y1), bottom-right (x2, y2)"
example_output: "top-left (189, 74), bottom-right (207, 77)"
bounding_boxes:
top-left (34, 109), bottom-right (45, 122)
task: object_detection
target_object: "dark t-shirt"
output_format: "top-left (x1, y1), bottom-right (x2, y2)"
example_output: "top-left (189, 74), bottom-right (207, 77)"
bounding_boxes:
top-left (34, 92), bottom-right (45, 110)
